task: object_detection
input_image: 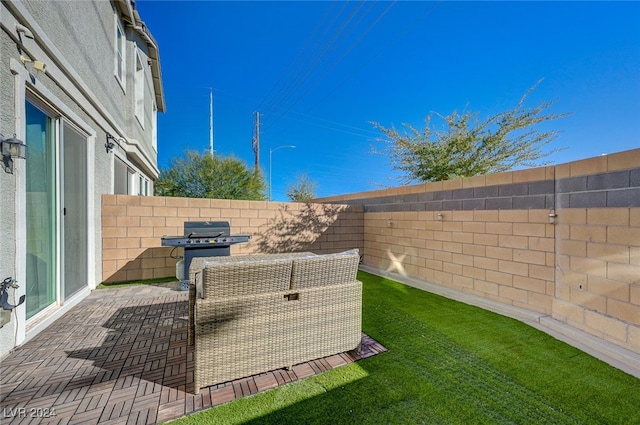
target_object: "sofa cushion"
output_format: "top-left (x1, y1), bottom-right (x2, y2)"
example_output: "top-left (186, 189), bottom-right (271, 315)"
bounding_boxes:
top-left (192, 253), bottom-right (317, 299)
top-left (290, 249), bottom-right (360, 289)
top-left (200, 258), bottom-right (292, 298)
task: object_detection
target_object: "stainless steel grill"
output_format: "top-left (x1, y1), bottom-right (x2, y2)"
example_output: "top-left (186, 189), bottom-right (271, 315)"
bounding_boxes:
top-left (161, 221), bottom-right (251, 290)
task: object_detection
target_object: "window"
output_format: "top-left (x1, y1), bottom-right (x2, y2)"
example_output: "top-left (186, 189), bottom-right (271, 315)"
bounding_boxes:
top-left (114, 157), bottom-right (136, 195)
top-left (138, 176), bottom-right (150, 196)
top-left (152, 101), bottom-right (157, 151)
top-left (115, 19), bottom-right (126, 87)
top-left (134, 50), bottom-right (145, 126)
top-left (115, 156), bottom-right (150, 196)
top-left (114, 157), bottom-right (128, 194)
top-left (128, 168), bottom-right (136, 195)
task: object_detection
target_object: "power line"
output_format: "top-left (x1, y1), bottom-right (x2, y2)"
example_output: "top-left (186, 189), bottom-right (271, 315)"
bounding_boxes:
top-left (262, 1), bottom-right (397, 133)
top-left (257, 2), bottom-right (338, 114)
top-left (275, 108), bottom-right (380, 139)
top-left (261, 1), bottom-right (362, 122)
top-left (307, 1), bottom-right (442, 113)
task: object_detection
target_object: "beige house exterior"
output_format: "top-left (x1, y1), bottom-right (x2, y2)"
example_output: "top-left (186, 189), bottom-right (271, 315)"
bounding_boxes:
top-left (0, 0), bottom-right (165, 357)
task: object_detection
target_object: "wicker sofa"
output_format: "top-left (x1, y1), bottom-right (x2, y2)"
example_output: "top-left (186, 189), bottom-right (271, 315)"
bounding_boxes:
top-left (189, 250), bottom-right (362, 394)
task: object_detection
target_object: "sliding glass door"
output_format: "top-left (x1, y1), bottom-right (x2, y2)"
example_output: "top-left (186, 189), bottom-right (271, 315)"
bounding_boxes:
top-left (24, 100), bottom-right (89, 319)
top-left (25, 101), bottom-right (56, 319)
top-left (62, 123), bottom-right (88, 299)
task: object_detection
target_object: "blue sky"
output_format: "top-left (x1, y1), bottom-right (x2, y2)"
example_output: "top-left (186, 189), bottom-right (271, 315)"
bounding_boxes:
top-left (137, 1), bottom-right (640, 201)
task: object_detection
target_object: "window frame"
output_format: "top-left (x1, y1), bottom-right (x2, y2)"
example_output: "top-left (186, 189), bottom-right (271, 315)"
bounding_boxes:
top-left (134, 48), bottom-right (145, 127)
top-left (152, 100), bottom-right (158, 152)
top-left (114, 16), bottom-right (126, 91)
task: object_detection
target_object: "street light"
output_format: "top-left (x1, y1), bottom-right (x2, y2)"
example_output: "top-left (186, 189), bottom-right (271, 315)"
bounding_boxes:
top-left (269, 145), bottom-right (295, 201)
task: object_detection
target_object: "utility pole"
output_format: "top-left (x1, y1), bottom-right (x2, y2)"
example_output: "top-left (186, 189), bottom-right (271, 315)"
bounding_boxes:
top-left (252, 111), bottom-right (260, 172)
top-left (209, 88), bottom-right (214, 157)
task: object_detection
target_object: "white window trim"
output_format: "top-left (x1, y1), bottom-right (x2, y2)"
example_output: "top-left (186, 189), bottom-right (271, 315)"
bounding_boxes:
top-left (115, 16), bottom-right (126, 92)
top-left (134, 48), bottom-right (145, 128)
top-left (113, 150), bottom-right (151, 196)
top-left (152, 101), bottom-right (158, 152)
top-left (128, 167), bottom-right (137, 195)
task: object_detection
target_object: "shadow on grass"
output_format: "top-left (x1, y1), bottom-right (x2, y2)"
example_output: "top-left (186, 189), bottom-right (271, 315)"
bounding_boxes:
top-left (175, 271), bottom-right (640, 425)
top-left (186, 313), bottom-right (584, 425)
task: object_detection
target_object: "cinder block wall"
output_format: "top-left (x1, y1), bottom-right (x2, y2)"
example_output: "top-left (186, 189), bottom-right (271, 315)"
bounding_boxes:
top-left (553, 151), bottom-right (640, 352)
top-left (101, 149), bottom-right (639, 355)
top-left (315, 148), bottom-right (640, 355)
top-left (101, 197), bottom-right (364, 283)
top-left (318, 167), bottom-right (557, 315)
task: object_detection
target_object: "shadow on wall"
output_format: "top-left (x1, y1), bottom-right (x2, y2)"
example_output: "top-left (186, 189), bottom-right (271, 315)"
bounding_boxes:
top-left (102, 202), bottom-right (362, 283)
top-left (254, 203), bottom-right (352, 254)
top-left (104, 247), bottom-right (176, 283)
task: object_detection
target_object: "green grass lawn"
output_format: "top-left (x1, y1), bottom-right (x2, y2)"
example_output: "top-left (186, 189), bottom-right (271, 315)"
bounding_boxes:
top-left (167, 271), bottom-right (640, 424)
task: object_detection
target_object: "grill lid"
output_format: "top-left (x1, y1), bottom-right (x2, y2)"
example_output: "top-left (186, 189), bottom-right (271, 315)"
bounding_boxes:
top-left (183, 221), bottom-right (230, 238)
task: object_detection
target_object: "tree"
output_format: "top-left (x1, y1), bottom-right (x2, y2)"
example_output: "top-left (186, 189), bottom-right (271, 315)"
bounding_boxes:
top-left (155, 150), bottom-right (266, 200)
top-left (371, 83), bottom-right (569, 183)
top-left (286, 173), bottom-right (318, 201)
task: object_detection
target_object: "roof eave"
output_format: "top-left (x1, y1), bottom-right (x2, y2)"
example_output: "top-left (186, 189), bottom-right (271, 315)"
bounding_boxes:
top-left (116, 0), bottom-right (166, 112)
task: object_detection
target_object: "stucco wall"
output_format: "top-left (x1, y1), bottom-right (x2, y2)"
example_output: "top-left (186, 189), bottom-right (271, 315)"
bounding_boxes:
top-left (101, 195), bottom-right (365, 283)
top-left (0, 33), bottom-right (17, 354)
top-left (0, 1), bottom-right (163, 358)
top-left (26, 1), bottom-right (126, 133)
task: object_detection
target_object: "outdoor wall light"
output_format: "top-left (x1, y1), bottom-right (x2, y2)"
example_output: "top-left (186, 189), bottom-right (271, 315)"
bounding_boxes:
top-left (0, 134), bottom-right (26, 159)
top-left (1, 134), bottom-right (26, 174)
top-left (437, 213), bottom-right (444, 220)
top-left (105, 133), bottom-right (117, 153)
top-left (549, 212), bottom-right (557, 224)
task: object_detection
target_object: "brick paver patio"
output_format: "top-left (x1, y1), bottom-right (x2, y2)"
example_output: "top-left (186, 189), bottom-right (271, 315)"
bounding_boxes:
top-left (0, 282), bottom-right (386, 424)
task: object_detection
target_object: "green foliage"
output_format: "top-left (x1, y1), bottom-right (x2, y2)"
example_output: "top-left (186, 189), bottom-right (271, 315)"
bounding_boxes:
top-left (285, 172), bottom-right (318, 201)
top-left (155, 150), bottom-right (266, 200)
top-left (372, 82), bottom-right (569, 183)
